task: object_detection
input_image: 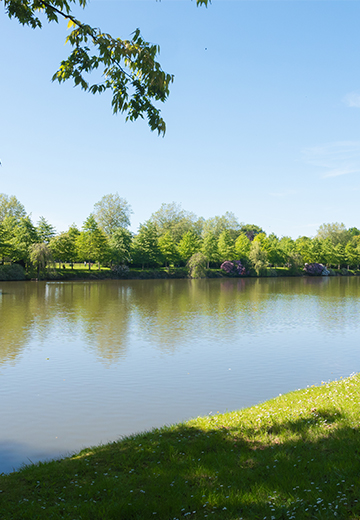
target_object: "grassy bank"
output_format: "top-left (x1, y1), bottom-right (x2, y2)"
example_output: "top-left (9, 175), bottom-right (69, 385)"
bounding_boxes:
top-left (24, 266), bottom-right (360, 282)
top-left (1, 375), bottom-right (360, 519)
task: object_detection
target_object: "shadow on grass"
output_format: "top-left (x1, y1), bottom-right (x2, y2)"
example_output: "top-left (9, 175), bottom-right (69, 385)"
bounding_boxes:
top-left (1, 410), bottom-right (360, 519)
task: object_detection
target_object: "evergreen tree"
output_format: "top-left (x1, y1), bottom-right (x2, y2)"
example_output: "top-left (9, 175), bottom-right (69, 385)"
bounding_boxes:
top-left (11, 216), bottom-right (38, 267)
top-left (158, 232), bottom-right (179, 268)
top-left (109, 228), bottom-right (133, 265)
top-left (235, 233), bottom-right (251, 260)
top-left (131, 223), bottom-right (161, 269)
top-left (37, 216), bottom-right (56, 244)
top-left (217, 230), bottom-right (235, 261)
top-left (76, 215), bottom-right (109, 269)
top-left (201, 232), bottom-right (219, 268)
top-left (177, 230), bottom-right (201, 263)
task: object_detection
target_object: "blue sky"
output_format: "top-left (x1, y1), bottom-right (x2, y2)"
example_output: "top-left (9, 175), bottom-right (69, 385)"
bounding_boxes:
top-left (1, 0), bottom-right (360, 238)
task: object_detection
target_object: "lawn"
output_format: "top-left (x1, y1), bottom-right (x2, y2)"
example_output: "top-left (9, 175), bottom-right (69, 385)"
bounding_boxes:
top-left (1, 375), bottom-right (360, 519)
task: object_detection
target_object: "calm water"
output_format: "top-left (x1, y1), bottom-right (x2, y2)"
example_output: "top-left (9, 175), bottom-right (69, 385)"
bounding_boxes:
top-left (1, 276), bottom-right (360, 473)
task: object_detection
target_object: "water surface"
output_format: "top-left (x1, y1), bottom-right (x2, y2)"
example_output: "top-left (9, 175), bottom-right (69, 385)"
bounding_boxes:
top-left (1, 277), bottom-right (359, 473)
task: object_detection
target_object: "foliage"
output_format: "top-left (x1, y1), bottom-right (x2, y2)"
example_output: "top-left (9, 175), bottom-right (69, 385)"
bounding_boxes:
top-left (158, 231), bottom-right (179, 267)
top-left (239, 223), bottom-right (264, 241)
top-left (285, 252), bottom-right (303, 275)
top-left (93, 194), bottom-right (132, 236)
top-left (201, 231), bottom-right (219, 268)
top-left (349, 227), bottom-right (360, 237)
top-left (249, 241), bottom-right (268, 275)
top-left (10, 216), bottom-right (38, 266)
top-left (76, 215), bottom-right (109, 268)
top-left (0, 264), bottom-right (25, 281)
top-left (316, 222), bottom-right (351, 246)
top-left (177, 230), bottom-right (201, 262)
top-left (339, 267), bottom-right (351, 276)
top-left (110, 264), bottom-right (130, 278)
top-left (303, 262), bottom-right (325, 276)
top-left (49, 230), bottom-right (78, 266)
top-left (4, 0), bottom-right (217, 134)
top-left (37, 216), bottom-right (56, 244)
top-left (220, 260), bottom-right (246, 276)
top-left (345, 241), bottom-right (360, 268)
top-left (29, 243), bottom-right (54, 278)
top-left (187, 252), bottom-right (207, 278)
top-left (131, 222), bottom-right (161, 268)
top-left (109, 228), bottom-right (132, 264)
top-left (149, 202), bottom-right (203, 243)
top-left (0, 222), bottom-right (11, 260)
top-left (0, 193), bottom-right (26, 223)
top-left (217, 229), bottom-right (235, 261)
top-left (234, 232), bottom-right (251, 260)
top-left (202, 212), bottom-right (241, 240)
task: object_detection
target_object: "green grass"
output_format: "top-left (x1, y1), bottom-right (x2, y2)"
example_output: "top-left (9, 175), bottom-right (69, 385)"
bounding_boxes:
top-left (2, 375), bottom-right (360, 519)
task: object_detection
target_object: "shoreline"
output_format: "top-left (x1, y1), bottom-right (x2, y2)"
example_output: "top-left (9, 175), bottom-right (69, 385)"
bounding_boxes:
top-left (1, 374), bottom-right (359, 518)
top-left (1, 265), bottom-right (359, 283)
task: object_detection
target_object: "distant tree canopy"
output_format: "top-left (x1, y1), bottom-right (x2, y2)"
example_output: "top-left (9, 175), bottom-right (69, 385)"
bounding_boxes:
top-left (0, 194), bottom-right (26, 223)
top-left (148, 202), bottom-right (203, 243)
top-left (202, 212), bottom-right (241, 240)
top-left (316, 222), bottom-right (351, 246)
top-left (93, 193), bottom-right (132, 236)
top-left (1, 193), bottom-right (360, 274)
top-left (4, 0), bottom-right (208, 135)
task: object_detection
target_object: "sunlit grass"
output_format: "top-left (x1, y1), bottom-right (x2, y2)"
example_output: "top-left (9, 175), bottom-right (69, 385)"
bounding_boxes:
top-left (1, 374), bottom-right (360, 519)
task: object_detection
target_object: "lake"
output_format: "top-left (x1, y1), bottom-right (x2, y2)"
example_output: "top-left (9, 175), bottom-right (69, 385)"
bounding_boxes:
top-left (1, 276), bottom-right (359, 474)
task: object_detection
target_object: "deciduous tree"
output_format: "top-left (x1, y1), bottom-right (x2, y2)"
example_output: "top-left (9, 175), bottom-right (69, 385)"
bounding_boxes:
top-left (4, 0), bottom-right (209, 134)
top-left (202, 212), bottom-right (241, 240)
top-left (316, 222), bottom-right (351, 246)
top-left (149, 203), bottom-right (203, 243)
top-left (30, 243), bottom-right (54, 278)
top-left (93, 194), bottom-right (132, 236)
top-left (0, 194), bottom-right (26, 223)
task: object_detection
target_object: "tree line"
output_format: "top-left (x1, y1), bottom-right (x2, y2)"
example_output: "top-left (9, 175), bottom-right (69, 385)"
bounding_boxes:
top-left (1, 193), bottom-right (360, 277)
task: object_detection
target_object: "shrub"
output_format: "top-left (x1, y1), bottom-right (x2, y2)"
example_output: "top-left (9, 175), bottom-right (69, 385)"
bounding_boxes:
top-left (339, 268), bottom-right (351, 276)
top-left (188, 253), bottom-right (207, 278)
top-left (303, 263), bottom-right (326, 276)
top-left (111, 264), bottom-right (130, 278)
top-left (0, 264), bottom-right (26, 281)
top-left (220, 260), bottom-right (246, 276)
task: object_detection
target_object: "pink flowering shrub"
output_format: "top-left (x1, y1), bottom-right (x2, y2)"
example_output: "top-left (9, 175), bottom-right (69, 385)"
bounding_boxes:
top-left (303, 263), bottom-right (325, 275)
top-left (220, 260), bottom-right (246, 276)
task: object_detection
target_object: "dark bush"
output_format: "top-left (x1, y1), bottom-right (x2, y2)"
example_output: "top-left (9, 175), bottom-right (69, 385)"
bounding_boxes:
top-left (111, 264), bottom-right (130, 278)
top-left (0, 264), bottom-right (26, 281)
top-left (303, 263), bottom-right (325, 276)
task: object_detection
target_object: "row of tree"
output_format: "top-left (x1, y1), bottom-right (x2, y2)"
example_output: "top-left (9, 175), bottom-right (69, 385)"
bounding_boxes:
top-left (1, 193), bottom-right (360, 275)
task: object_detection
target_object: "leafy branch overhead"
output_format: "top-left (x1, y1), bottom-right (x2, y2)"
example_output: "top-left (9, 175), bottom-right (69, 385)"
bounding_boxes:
top-left (4, 0), bottom-right (209, 135)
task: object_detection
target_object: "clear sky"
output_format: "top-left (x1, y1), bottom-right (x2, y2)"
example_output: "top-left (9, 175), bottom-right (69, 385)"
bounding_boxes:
top-left (1, 0), bottom-right (360, 238)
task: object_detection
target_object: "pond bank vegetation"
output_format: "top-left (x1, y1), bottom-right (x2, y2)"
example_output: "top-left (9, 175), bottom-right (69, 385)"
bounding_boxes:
top-left (1, 374), bottom-right (360, 519)
top-left (1, 195), bottom-right (360, 281)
